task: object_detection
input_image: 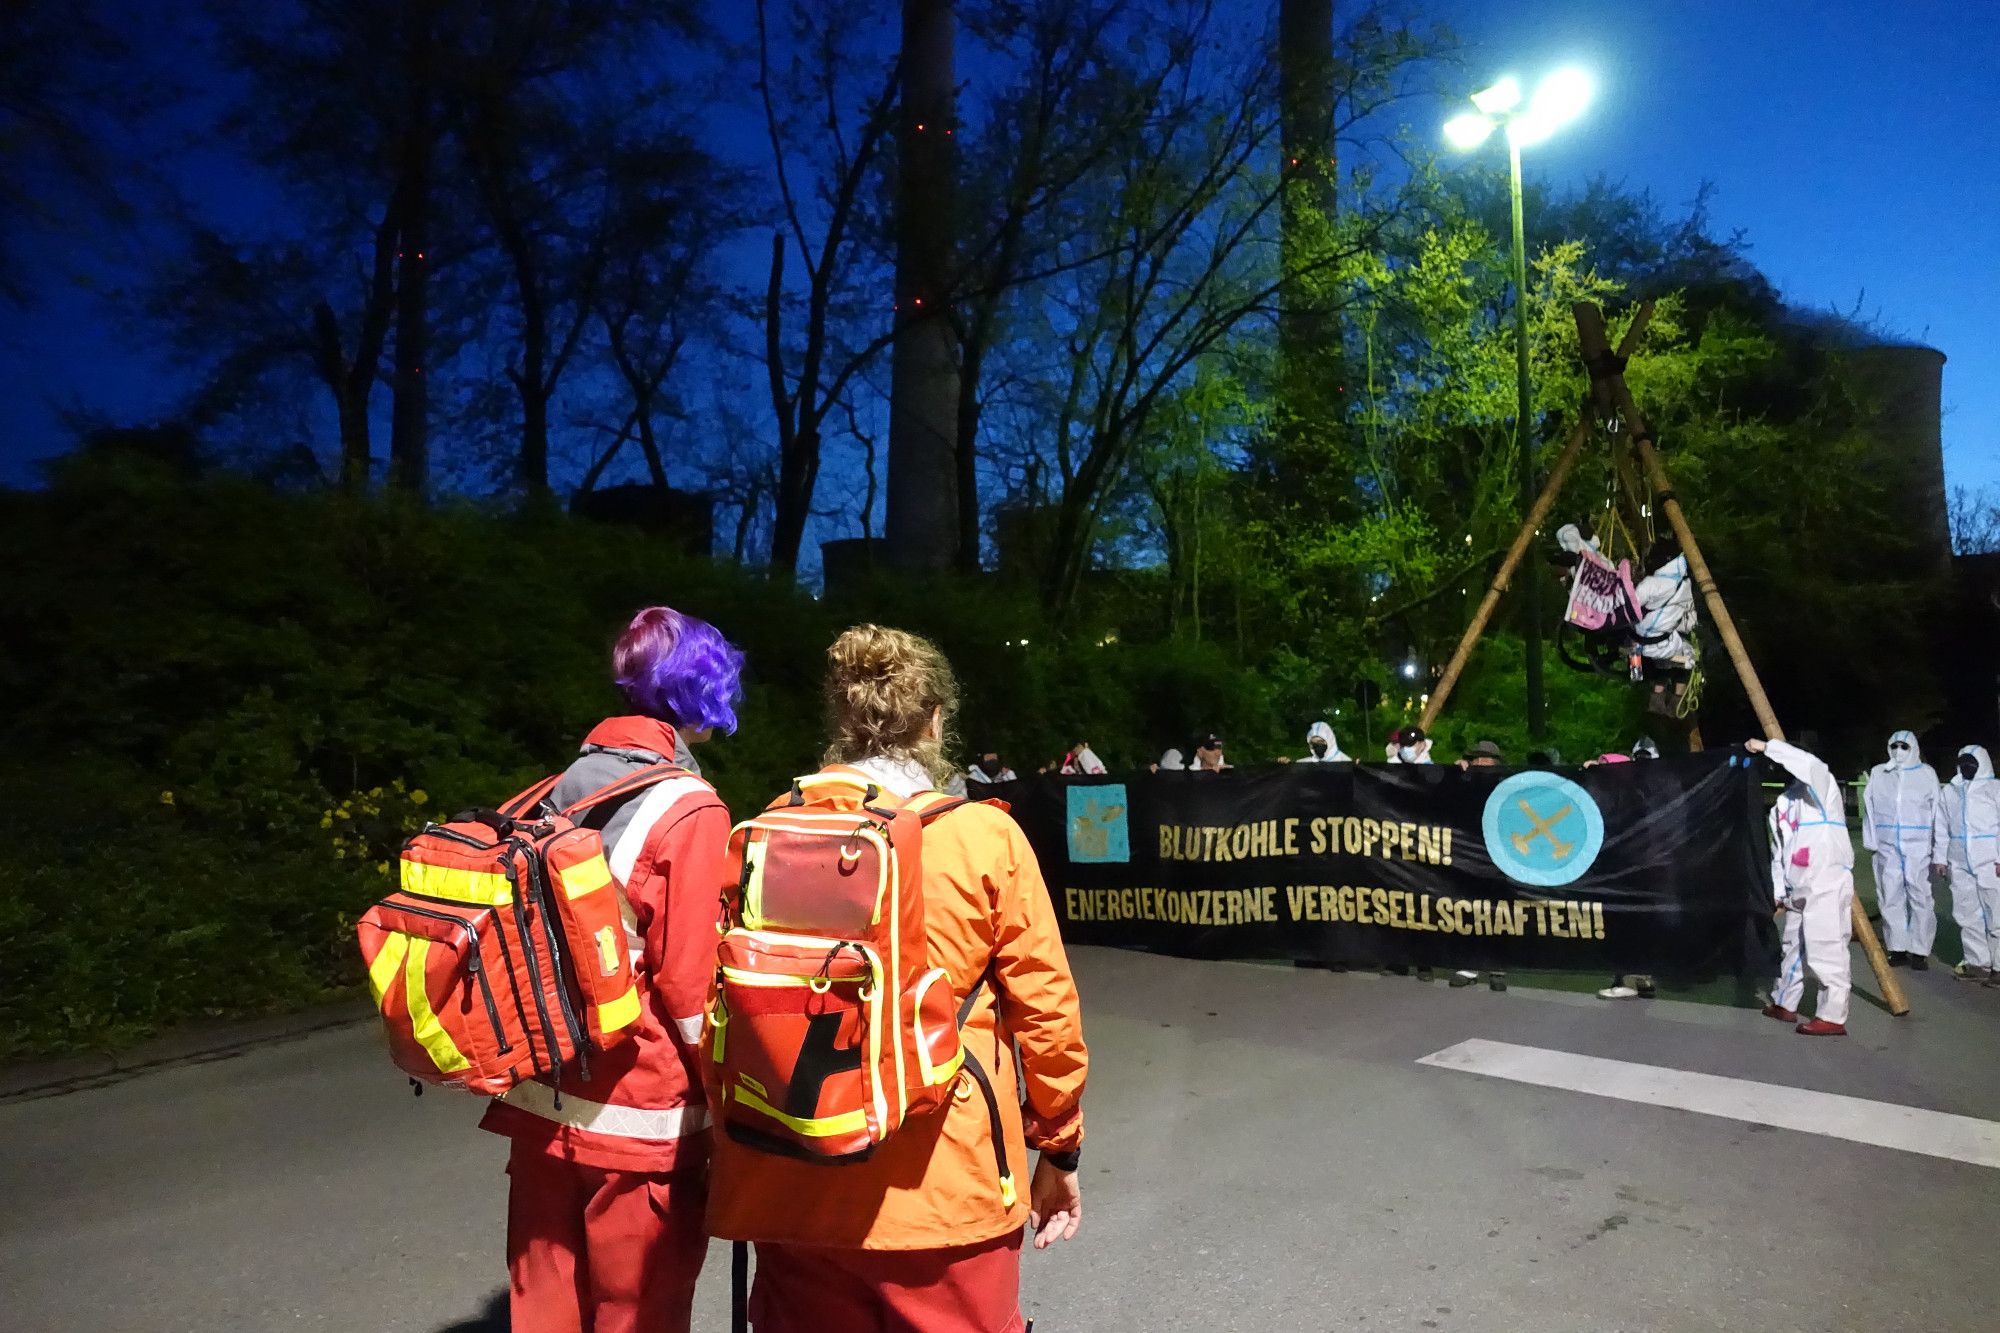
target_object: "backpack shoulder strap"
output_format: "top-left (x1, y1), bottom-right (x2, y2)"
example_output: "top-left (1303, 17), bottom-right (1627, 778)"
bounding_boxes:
top-left (497, 773), bottom-right (563, 820)
top-left (906, 792), bottom-right (970, 823)
top-left (560, 763), bottom-right (692, 819)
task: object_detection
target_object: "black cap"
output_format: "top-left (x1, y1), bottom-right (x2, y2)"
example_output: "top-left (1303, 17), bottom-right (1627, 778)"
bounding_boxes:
top-left (1197, 733), bottom-right (1224, 750)
top-left (1396, 726), bottom-right (1426, 746)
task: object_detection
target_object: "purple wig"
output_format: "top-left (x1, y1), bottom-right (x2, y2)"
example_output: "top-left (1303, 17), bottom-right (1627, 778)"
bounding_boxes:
top-left (613, 607), bottom-right (745, 735)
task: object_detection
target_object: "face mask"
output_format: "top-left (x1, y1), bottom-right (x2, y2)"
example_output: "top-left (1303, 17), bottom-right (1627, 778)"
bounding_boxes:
top-left (1959, 756), bottom-right (1980, 781)
top-left (1398, 745), bottom-right (1419, 762)
top-left (1310, 739), bottom-right (1328, 758)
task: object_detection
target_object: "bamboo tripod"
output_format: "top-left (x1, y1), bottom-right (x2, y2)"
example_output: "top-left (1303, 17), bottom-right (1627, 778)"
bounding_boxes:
top-left (1417, 301), bottom-right (1909, 1017)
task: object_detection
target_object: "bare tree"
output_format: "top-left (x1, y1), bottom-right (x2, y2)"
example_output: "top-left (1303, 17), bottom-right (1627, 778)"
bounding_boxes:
top-left (756, 0), bottom-right (904, 571)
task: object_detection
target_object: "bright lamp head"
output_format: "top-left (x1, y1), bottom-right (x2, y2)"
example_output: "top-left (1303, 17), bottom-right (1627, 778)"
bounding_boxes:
top-left (1529, 67), bottom-right (1593, 128)
top-left (1444, 112), bottom-right (1496, 150)
top-left (1471, 77), bottom-right (1522, 116)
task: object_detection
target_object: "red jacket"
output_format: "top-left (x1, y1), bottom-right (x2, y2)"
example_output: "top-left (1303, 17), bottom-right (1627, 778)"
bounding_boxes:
top-left (481, 717), bottom-right (730, 1173)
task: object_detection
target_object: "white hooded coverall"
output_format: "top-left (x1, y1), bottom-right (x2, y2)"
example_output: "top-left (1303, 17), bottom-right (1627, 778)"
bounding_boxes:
top-left (1932, 745), bottom-right (2000, 971)
top-left (1860, 730), bottom-right (1939, 957)
top-left (1299, 721), bottom-right (1350, 763)
top-left (1385, 738), bottom-right (1434, 765)
top-left (1632, 555), bottom-right (1696, 665)
top-left (1766, 740), bottom-right (1854, 1025)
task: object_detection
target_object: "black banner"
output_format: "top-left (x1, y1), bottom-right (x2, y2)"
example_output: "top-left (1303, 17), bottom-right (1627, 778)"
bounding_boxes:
top-left (980, 754), bottom-right (1777, 978)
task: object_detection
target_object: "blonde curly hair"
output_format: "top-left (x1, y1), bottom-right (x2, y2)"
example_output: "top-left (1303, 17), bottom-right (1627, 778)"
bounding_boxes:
top-left (822, 624), bottom-right (960, 785)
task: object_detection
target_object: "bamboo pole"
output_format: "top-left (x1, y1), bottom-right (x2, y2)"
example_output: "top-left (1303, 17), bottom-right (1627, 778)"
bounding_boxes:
top-left (1633, 436), bottom-right (1907, 1015)
top-left (1416, 411), bottom-right (1591, 734)
top-left (1574, 300), bottom-right (1908, 1016)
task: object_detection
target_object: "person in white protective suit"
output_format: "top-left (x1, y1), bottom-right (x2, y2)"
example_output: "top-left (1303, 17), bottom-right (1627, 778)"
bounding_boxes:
top-left (1385, 725), bottom-right (1434, 764)
top-left (1631, 537), bottom-right (1696, 667)
top-left (1862, 730), bottom-right (1940, 968)
top-left (1750, 737), bottom-right (1854, 1035)
top-left (1930, 745), bottom-right (2000, 984)
top-left (1299, 721), bottom-right (1350, 763)
top-left (1059, 742), bottom-right (1108, 776)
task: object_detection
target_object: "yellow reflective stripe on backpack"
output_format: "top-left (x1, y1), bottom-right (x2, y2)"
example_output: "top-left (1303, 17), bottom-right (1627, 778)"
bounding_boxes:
top-left (597, 984), bottom-right (642, 1034)
top-left (731, 1082), bottom-right (868, 1138)
top-left (367, 933), bottom-right (410, 1008)
top-left (562, 854), bottom-right (614, 898)
top-left (401, 859), bottom-right (513, 907)
top-left (404, 938), bottom-right (471, 1073)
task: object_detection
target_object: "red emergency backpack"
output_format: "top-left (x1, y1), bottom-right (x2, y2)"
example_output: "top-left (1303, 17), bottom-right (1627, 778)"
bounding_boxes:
top-left (705, 772), bottom-right (1014, 1203)
top-left (358, 766), bottom-right (681, 1095)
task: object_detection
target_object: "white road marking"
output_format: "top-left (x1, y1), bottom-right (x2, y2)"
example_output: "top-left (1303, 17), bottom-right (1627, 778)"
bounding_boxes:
top-left (1418, 1038), bottom-right (2000, 1171)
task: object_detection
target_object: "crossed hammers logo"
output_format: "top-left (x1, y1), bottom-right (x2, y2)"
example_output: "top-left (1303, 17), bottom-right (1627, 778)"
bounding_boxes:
top-left (1510, 798), bottom-right (1576, 861)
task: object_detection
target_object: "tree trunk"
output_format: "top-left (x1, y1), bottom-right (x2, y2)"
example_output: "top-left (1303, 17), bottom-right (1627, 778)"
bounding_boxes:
top-left (513, 271), bottom-right (551, 497)
top-left (770, 422), bottom-right (818, 572)
top-left (1277, 0), bottom-right (1338, 410)
top-left (953, 332), bottom-right (985, 570)
top-left (883, 0), bottom-right (959, 574)
top-left (389, 1), bottom-right (435, 498)
top-left (334, 387), bottom-right (371, 494)
top-left (313, 301), bottom-right (371, 493)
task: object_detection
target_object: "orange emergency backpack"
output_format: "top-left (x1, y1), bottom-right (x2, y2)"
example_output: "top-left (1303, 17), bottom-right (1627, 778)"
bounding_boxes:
top-left (705, 772), bottom-right (1014, 1202)
top-left (358, 766), bottom-right (681, 1095)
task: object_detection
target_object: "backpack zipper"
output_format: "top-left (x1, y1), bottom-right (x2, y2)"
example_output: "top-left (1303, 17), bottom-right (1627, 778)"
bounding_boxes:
top-left (524, 844), bottom-right (592, 1082)
top-left (383, 899), bottom-right (511, 1055)
top-left (502, 852), bottom-right (567, 1086)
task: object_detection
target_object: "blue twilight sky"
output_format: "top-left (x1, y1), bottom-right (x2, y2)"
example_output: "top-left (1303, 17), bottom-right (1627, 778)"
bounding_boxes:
top-left (0, 0), bottom-right (1993, 495)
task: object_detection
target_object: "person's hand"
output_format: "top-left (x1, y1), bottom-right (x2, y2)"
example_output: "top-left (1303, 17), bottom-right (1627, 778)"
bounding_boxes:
top-left (1932, 864), bottom-right (1947, 877)
top-left (1455, 758), bottom-right (1471, 771)
top-left (1275, 756), bottom-right (1292, 764)
top-left (1744, 738), bottom-right (1767, 754)
top-left (1029, 1155), bottom-right (1081, 1250)
top-left (1773, 904), bottom-right (1787, 921)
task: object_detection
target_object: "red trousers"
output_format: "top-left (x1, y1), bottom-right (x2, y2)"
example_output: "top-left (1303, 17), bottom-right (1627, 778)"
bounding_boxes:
top-left (505, 1142), bottom-right (708, 1333)
top-left (749, 1231), bottom-right (1025, 1333)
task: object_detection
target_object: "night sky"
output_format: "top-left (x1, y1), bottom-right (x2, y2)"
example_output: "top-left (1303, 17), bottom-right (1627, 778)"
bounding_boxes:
top-left (3, 0), bottom-right (1993, 496)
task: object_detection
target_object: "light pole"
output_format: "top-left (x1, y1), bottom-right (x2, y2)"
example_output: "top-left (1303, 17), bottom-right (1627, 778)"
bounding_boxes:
top-left (1444, 69), bottom-right (1593, 741)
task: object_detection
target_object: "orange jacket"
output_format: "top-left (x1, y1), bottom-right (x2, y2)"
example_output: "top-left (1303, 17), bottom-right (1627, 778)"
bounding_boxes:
top-left (705, 764), bottom-right (1088, 1251)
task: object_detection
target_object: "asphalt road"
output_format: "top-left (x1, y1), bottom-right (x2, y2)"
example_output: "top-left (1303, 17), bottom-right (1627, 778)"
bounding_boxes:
top-left (5, 943), bottom-right (1998, 1332)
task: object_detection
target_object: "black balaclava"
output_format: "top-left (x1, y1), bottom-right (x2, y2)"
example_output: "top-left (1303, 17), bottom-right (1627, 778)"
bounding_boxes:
top-left (1959, 754), bottom-right (1980, 781)
top-left (1310, 737), bottom-right (1328, 758)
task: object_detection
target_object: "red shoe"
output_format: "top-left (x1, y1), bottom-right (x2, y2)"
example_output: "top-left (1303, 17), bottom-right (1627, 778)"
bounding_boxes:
top-left (1761, 1003), bottom-right (1799, 1023)
top-left (1795, 1018), bottom-right (1847, 1036)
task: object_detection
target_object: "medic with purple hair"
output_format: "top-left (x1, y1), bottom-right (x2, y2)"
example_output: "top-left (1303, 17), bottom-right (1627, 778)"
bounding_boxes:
top-left (480, 605), bottom-right (744, 1333)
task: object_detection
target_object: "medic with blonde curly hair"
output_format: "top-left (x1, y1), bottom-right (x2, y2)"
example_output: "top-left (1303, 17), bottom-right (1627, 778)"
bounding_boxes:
top-left (708, 624), bottom-right (1090, 1333)
top-left (480, 605), bottom-right (744, 1333)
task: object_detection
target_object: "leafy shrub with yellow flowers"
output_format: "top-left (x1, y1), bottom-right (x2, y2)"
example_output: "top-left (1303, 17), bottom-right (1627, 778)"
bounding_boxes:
top-left (322, 780), bottom-right (431, 880)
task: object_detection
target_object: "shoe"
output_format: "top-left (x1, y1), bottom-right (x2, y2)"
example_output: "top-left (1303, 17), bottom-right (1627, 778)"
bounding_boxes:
top-left (1416, 966), bottom-right (1435, 982)
top-left (1761, 1003), bottom-right (1799, 1023)
top-left (1488, 971), bottom-right (1508, 993)
top-left (1796, 1018), bottom-right (1847, 1036)
top-left (1633, 975), bottom-right (1657, 999)
top-left (1985, 973), bottom-right (2000, 990)
top-left (1887, 951), bottom-right (1909, 968)
top-left (1954, 963), bottom-right (1990, 983)
top-left (1598, 985), bottom-right (1639, 1000)
top-left (1910, 955), bottom-right (1931, 971)
top-left (1448, 970), bottom-right (1478, 988)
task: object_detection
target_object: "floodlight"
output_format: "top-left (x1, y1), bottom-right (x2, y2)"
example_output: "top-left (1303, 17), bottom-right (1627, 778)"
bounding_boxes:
top-left (1470, 76), bottom-right (1522, 116)
top-left (1401, 661), bottom-right (1419, 680)
top-left (1529, 67), bottom-right (1594, 128)
top-left (1443, 112), bottom-right (1496, 150)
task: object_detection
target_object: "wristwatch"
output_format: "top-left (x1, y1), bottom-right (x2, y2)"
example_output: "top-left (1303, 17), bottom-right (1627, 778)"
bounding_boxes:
top-left (1041, 1148), bottom-right (1081, 1173)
